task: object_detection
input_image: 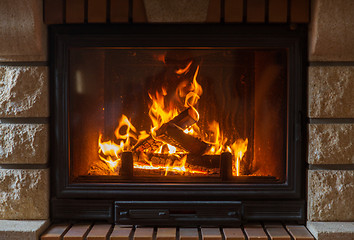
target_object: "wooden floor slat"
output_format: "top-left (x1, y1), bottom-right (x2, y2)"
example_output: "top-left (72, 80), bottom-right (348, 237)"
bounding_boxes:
top-left (264, 223), bottom-right (284, 228)
top-left (201, 228), bottom-right (222, 240)
top-left (157, 228), bottom-right (176, 240)
top-left (63, 224), bottom-right (91, 240)
top-left (286, 226), bottom-right (315, 240)
top-left (41, 224), bottom-right (71, 240)
top-left (110, 226), bottom-right (132, 240)
top-left (133, 228), bottom-right (154, 240)
top-left (222, 228), bottom-right (245, 240)
top-left (265, 227), bottom-right (291, 240)
top-left (243, 226), bottom-right (268, 240)
top-left (179, 228), bottom-right (199, 240)
top-left (42, 223), bottom-right (315, 240)
top-left (87, 224), bottom-right (111, 240)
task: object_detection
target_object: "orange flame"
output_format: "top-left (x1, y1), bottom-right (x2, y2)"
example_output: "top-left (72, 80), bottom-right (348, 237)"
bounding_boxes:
top-left (148, 87), bottom-right (179, 130)
top-left (230, 138), bottom-right (248, 176)
top-left (96, 61), bottom-right (249, 177)
top-left (98, 135), bottom-right (122, 172)
top-left (148, 63), bottom-right (202, 136)
top-left (114, 114), bottom-right (137, 150)
top-left (176, 61), bottom-right (192, 75)
top-left (98, 134), bottom-right (122, 158)
top-left (184, 66), bottom-right (203, 108)
top-left (98, 115), bottom-right (138, 173)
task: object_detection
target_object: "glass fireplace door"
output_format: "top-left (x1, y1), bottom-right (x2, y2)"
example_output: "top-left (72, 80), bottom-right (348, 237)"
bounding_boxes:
top-left (68, 47), bottom-right (287, 183)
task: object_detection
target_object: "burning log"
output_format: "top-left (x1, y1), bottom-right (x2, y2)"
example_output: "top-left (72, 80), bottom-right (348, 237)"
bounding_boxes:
top-left (155, 123), bottom-right (209, 155)
top-left (133, 166), bottom-right (219, 177)
top-left (187, 154), bottom-right (220, 169)
top-left (134, 153), bottom-right (221, 173)
top-left (132, 135), bottom-right (162, 153)
top-left (88, 161), bottom-right (118, 176)
top-left (145, 153), bottom-right (182, 164)
top-left (169, 107), bottom-right (199, 129)
top-left (132, 107), bottom-right (207, 155)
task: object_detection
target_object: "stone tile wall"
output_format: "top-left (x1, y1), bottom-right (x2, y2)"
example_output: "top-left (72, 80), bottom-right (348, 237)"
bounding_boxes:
top-left (0, 1), bottom-right (50, 237)
top-left (307, 0), bottom-right (354, 238)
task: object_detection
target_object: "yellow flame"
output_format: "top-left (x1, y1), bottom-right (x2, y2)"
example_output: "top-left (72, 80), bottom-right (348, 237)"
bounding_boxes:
top-left (148, 64), bottom-right (202, 138)
top-left (98, 134), bottom-right (122, 158)
top-left (230, 138), bottom-right (248, 176)
top-left (96, 61), bottom-right (249, 178)
top-left (164, 162), bottom-right (170, 176)
top-left (99, 155), bottom-right (120, 172)
top-left (148, 88), bottom-right (179, 130)
top-left (184, 66), bottom-right (203, 108)
top-left (133, 155), bottom-right (203, 176)
top-left (98, 135), bottom-right (122, 172)
top-left (114, 115), bottom-right (137, 140)
top-left (204, 121), bottom-right (226, 155)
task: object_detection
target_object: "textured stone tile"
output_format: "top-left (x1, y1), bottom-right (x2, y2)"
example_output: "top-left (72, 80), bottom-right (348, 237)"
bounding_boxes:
top-left (0, 124), bottom-right (48, 164)
top-left (308, 170), bottom-right (354, 221)
top-left (307, 222), bottom-right (354, 240)
top-left (309, 0), bottom-right (354, 61)
top-left (308, 66), bottom-right (354, 118)
top-left (0, 0), bottom-right (47, 61)
top-left (0, 220), bottom-right (49, 240)
top-left (308, 124), bottom-right (353, 164)
top-left (0, 169), bottom-right (49, 219)
top-left (143, 0), bottom-right (209, 22)
top-left (0, 66), bottom-right (49, 117)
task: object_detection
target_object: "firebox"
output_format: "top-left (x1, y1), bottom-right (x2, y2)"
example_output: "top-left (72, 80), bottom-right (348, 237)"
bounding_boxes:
top-left (51, 25), bottom-right (306, 226)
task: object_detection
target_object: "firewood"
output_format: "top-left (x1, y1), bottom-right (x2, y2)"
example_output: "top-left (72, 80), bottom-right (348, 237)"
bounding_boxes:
top-left (132, 135), bottom-right (162, 153)
top-left (187, 154), bottom-right (220, 168)
top-left (135, 154), bottom-right (220, 170)
top-left (155, 123), bottom-right (209, 155)
top-left (132, 107), bottom-right (200, 153)
top-left (169, 107), bottom-right (198, 129)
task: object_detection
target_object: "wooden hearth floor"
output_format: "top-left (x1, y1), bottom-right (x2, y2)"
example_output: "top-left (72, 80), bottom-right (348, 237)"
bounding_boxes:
top-left (41, 223), bottom-right (314, 240)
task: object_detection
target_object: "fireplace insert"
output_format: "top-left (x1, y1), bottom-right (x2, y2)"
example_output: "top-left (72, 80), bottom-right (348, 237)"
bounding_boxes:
top-left (51, 25), bottom-right (306, 225)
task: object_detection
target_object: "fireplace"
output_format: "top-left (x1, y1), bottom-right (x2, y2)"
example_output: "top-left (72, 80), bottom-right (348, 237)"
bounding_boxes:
top-left (51, 24), bottom-right (306, 225)
top-left (2, 0), bottom-right (354, 239)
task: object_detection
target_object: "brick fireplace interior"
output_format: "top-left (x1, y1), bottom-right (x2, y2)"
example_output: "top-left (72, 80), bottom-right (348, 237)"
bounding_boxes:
top-left (0, 0), bottom-right (353, 240)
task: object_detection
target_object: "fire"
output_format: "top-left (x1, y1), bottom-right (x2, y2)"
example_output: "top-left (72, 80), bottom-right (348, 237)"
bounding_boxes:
top-left (154, 143), bottom-right (177, 155)
top-left (97, 115), bottom-right (137, 173)
top-left (114, 114), bottom-right (137, 141)
top-left (184, 65), bottom-right (203, 108)
top-left (176, 61), bottom-right (192, 75)
top-left (98, 135), bottom-right (122, 172)
top-left (133, 155), bottom-right (208, 175)
top-left (96, 61), bottom-right (249, 177)
top-left (204, 121), bottom-right (226, 154)
top-left (98, 135), bottom-right (121, 158)
top-left (230, 138), bottom-right (248, 176)
top-left (148, 87), bottom-right (179, 130)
